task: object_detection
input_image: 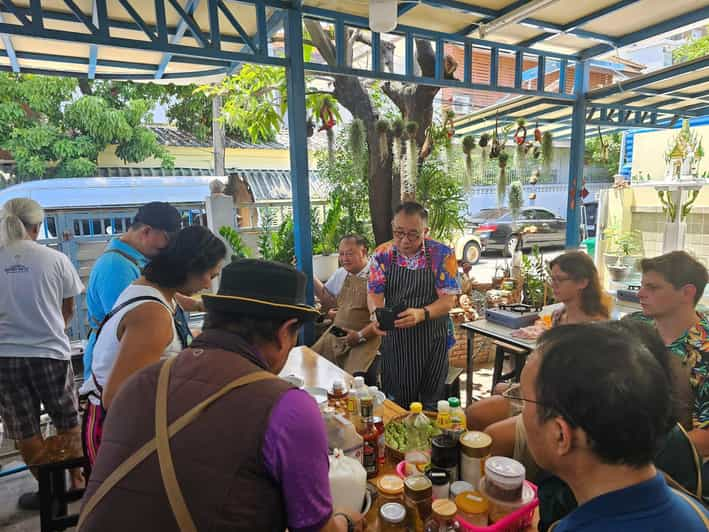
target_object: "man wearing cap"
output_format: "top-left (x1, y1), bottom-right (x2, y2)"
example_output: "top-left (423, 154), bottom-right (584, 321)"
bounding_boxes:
top-left (79, 202), bottom-right (181, 384)
top-left (79, 259), bottom-right (365, 532)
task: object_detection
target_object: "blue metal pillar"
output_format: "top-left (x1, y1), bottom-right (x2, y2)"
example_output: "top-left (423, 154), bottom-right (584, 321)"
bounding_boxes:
top-left (285, 5), bottom-right (314, 341)
top-left (565, 61), bottom-right (589, 248)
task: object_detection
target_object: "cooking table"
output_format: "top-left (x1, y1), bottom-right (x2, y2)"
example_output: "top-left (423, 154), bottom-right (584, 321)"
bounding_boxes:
top-left (280, 346), bottom-right (538, 530)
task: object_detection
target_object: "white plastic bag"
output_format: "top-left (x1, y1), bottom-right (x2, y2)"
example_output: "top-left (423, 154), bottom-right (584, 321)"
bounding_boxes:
top-left (328, 448), bottom-right (367, 514)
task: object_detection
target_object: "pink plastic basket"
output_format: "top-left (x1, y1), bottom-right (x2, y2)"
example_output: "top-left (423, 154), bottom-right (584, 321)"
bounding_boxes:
top-left (456, 481), bottom-right (538, 532)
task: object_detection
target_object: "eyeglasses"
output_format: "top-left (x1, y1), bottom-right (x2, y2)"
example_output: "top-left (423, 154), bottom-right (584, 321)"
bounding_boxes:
top-left (550, 275), bottom-right (572, 285)
top-left (392, 229), bottom-right (422, 241)
top-left (502, 383), bottom-right (577, 427)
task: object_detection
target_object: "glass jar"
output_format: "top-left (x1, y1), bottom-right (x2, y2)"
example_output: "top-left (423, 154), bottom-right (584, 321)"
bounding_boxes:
top-left (426, 468), bottom-right (450, 500)
top-left (449, 481), bottom-right (474, 500)
top-left (404, 475), bottom-right (433, 532)
top-left (380, 502), bottom-right (408, 532)
top-left (459, 431), bottom-right (492, 489)
top-left (373, 474), bottom-right (405, 527)
top-left (483, 456), bottom-right (525, 502)
top-left (431, 434), bottom-right (459, 483)
top-left (455, 490), bottom-right (489, 527)
top-left (423, 499), bottom-right (460, 532)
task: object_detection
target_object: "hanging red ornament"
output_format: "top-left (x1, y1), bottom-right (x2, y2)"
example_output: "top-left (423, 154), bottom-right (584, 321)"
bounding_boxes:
top-left (534, 122), bottom-right (542, 143)
top-left (318, 103), bottom-right (336, 131)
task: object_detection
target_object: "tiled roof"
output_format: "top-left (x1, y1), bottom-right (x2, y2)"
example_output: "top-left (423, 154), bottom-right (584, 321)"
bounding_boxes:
top-left (148, 126), bottom-right (285, 149)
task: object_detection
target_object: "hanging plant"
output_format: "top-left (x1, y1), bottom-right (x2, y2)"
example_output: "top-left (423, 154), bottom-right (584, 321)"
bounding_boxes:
top-left (319, 97), bottom-right (337, 164)
top-left (533, 145), bottom-right (541, 160)
top-left (444, 110), bottom-right (456, 139)
top-left (542, 131), bottom-right (553, 176)
top-left (508, 180), bottom-right (524, 218)
top-left (462, 135), bottom-right (476, 184)
top-left (515, 119), bottom-right (527, 175)
top-left (490, 117), bottom-right (501, 159)
top-left (376, 119), bottom-right (390, 162)
top-left (497, 151), bottom-right (509, 206)
top-left (529, 192), bottom-right (537, 201)
top-left (350, 118), bottom-right (365, 164)
top-left (392, 118), bottom-right (404, 177)
top-left (404, 121), bottom-right (419, 200)
top-left (306, 118), bottom-right (315, 138)
top-left (530, 168), bottom-right (540, 185)
top-left (479, 133), bottom-right (490, 148)
top-left (534, 122), bottom-right (542, 143)
top-left (513, 119), bottom-right (527, 146)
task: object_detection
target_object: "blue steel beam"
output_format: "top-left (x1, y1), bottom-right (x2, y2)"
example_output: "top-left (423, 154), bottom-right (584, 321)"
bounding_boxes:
top-left (0, 3), bottom-right (247, 46)
top-left (167, 0), bottom-right (208, 47)
top-left (397, 2), bottom-right (418, 17)
top-left (580, 6), bottom-right (709, 60)
top-left (155, 0), bottom-right (202, 79)
top-left (218, 1), bottom-right (258, 53)
top-left (285, 6), bottom-right (314, 342)
top-left (587, 55), bottom-right (709, 99)
top-left (565, 60), bottom-right (588, 248)
top-left (0, 11), bottom-right (19, 72)
top-left (0, 63), bottom-right (229, 79)
top-left (454, 99), bottom-right (570, 131)
top-left (301, 6), bottom-right (577, 61)
top-left (63, 0), bottom-right (98, 34)
top-left (0, 20), bottom-right (286, 65)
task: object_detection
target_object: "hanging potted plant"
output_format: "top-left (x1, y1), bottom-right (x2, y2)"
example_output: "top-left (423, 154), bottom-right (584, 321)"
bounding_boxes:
top-left (508, 180), bottom-right (524, 218)
top-left (514, 118), bottom-right (527, 175)
top-left (392, 118), bottom-right (404, 178)
top-left (462, 135), bottom-right (476, 186)
top-left (542, 131), bottom-right (554, 177)
top-left (479, 132), bottom-right (490, 165)
top-left (312, 199), bottom-right (343, 281)
top-left (376, 119), bottom-right (390, 161)
top-left (403, 120), bottom-right (419, 200)
top-left (497, 151), bottom-right (509, 206)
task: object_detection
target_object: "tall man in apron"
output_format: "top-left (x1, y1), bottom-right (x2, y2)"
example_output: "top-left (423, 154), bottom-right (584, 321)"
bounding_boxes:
top-left (368, 202), bottom-right (460, 410)
top-left (312, 235), bottom-right (381, 376)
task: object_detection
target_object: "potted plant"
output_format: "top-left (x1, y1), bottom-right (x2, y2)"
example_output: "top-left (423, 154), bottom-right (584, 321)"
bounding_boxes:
top-left (521, 245), bottom-right (553, 309)
top-left (603, 226), bottom-right (642, 281)
top-left (312, 199), bottom-right (343, 281)
top-left (219, 226), bottom-right (252, 261)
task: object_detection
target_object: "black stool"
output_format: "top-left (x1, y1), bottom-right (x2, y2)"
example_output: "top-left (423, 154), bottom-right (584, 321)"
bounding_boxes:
top-left (38, 456), bottom-right (91, 532)
top-left (491, 340), bottom-right (529, 390)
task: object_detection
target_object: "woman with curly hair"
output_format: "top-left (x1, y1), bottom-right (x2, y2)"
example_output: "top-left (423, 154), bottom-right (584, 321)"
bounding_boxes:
top-left (83, 225), bottom-right (226, 464)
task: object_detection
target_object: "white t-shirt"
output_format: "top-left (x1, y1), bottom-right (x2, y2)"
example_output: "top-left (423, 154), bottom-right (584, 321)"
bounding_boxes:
top-left (324, 261), bottom-right (371, 298)
top-left (0, 240), bottom-right (84, 360)
top-left (82, 284), bottom-right (183, 403)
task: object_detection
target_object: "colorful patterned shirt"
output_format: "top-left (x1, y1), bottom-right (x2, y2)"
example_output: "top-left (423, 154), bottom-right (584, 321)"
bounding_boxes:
top-left (627, 311), bottom-right (709, 430)
top-left (368, 238), bottom-right (460, 297)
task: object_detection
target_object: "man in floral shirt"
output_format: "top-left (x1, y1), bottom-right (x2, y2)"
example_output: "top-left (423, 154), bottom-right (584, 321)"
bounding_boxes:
top-left (627, 251), bottom-right (709, 456)
top-left (368, 202), bottom-right (460, 409)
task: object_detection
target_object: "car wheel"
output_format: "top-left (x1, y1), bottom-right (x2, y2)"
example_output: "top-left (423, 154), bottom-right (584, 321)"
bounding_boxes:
top-left (463, 241), bottom-right (481, 265)
top-left (503, 235), bottom-right (520, 257)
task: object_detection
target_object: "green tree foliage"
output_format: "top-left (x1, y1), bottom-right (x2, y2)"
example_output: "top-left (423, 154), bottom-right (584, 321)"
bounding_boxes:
top-left (0, 75), bottom-right (173, 181)
top-left (416, 158), bottom-right (466, 244)
top-left (673, 27), bottom-right (709, 63)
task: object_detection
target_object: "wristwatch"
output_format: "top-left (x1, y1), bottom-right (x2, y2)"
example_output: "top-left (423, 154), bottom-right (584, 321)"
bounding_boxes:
top-left (424, 307), bottom-right (431, 322)
top-left (334, 512), bottom-right (355, 532)
top-left (357, 331), bottom-right (366, 344)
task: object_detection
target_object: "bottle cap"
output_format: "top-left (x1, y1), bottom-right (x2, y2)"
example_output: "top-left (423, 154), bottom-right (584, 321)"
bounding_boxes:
top-left (460, 431), bottom-right (493, 458)
top-left (380, 502), bottom-right (407, 524)
top-left (333, 380), bottom-right (345, 393)
top-left (353, 376), bottom-right (365, 388)
top-left (455, 491), bottom-right (488, 514)
top-left (432, 499), bottom-right (458, 519)
top-left (448, 397), bottom-right (461, 408)
top-left (410, 402), bottom-right (423, 414)
top-left (437, 400), bottom-right (450, 412)
top-left (377, 474), bottom-right (404, 495)
top-left (426, 468), bottom-right (449, 486)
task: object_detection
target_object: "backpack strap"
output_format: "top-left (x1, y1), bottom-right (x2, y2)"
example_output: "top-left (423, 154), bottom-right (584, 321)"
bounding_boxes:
top-left (102, 248), bottom-right (140, 267)
top-left (77, 356), bottom-right (276, 531)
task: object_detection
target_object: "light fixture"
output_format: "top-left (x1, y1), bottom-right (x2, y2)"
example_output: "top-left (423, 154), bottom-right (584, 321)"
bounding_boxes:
top-left (476, 0), bottom-right (560, 38)
top-left (369, 0), bottom-right (398, 34)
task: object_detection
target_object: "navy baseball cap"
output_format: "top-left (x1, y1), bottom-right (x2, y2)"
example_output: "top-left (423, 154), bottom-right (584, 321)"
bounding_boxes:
top-left (133, 202), bottom-right (181, 233)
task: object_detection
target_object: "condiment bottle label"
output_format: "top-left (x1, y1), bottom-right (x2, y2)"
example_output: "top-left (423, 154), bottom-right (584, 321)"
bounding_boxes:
top-left (363, 440), bottom-right (377, 475)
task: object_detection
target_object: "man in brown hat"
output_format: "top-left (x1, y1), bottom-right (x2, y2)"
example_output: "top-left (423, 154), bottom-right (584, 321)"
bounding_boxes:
top-left (79, 259), bottom-right (365, 532)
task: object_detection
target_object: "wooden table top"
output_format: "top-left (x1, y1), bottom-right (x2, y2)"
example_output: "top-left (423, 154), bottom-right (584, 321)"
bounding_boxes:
top-left (280, 346), bottom-right (537, 530)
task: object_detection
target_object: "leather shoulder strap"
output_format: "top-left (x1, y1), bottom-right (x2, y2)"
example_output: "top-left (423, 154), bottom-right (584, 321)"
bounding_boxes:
top-left (78, 359), bottom-right (276, 530)
top-left (95, 296), bottom-right (167, 340)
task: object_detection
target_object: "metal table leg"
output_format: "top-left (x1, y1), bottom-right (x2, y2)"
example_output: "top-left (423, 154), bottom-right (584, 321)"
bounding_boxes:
top-left (466, 328), bottom-right (474, 406)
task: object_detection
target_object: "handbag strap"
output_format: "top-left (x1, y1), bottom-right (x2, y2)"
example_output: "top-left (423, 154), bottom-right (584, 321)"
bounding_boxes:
top-left (95, 295), bottom-right (168, 340)
top-left (676, 422), bottom-right (703, 499)
top-left (78, 359), bottom-right (276, 530)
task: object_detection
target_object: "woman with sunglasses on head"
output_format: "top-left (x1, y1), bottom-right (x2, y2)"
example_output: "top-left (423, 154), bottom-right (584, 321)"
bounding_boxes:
top-left (83, 225), bottom-right (226, 464)
top-left (465, 250), bottom-right (610, 482)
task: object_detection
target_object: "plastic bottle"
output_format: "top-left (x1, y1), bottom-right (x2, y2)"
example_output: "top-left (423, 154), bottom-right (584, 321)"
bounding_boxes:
top-left (423, 499), bottom-right (460, 532)
top-left (405, 402), bottom-right (432, 473)
top-left (436, 400), bottom-right (451, 430)
top-left (328, 379), bottom-right (348, 410)
top-left (447, 397), bottom-right (467, 439)
top-left (323, 406), bottom-right (364, 464)
top-left (346, 376), bottom-right (365, 418)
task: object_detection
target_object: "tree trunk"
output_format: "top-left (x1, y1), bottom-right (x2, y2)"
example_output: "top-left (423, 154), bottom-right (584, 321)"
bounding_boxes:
top-left (304, 21), bottom-right (451, 245)
top-left (212, 94), bottom-right (226, 176)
